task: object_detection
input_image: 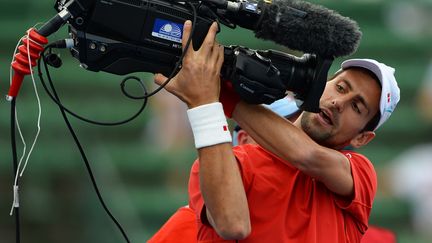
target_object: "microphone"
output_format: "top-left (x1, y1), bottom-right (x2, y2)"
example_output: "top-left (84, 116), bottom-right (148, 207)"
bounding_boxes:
top-left (221, 0), bottom-right (362, 58)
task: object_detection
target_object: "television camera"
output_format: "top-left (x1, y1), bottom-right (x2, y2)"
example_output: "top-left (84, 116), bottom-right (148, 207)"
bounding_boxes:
top-left (8, 0), bottom-right (361, 112)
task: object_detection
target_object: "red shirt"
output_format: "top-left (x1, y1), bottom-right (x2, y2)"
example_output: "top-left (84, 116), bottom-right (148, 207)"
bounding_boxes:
top-left (147, 210), bottom-right (393, 243)
top-left (148, 206), bottom-right (198, 243)
top-left (362, 226), bottom-right (396, 243)
top-left (189, 144), bottom-right (377, 243)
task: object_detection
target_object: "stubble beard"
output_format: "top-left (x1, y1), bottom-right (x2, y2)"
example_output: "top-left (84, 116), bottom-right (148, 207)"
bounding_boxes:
top-left (301, 112), bottom-right (333, 145)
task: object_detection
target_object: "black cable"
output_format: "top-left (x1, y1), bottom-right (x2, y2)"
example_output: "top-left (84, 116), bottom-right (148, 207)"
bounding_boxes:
top-left (38, 47), bottom-right (149, 126)
top-left (10, 98), bottom-right (21, 243)
top-left (41, 56), bottom-right (132, 243)
top-left (31, 2), bottom-right (201, 243)
top-left (120, 76), bottom-right (149, 100)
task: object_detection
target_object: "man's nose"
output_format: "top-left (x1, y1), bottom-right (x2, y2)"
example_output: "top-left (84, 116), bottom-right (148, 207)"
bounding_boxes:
top-left (330, 96), bottom-right (350, 112)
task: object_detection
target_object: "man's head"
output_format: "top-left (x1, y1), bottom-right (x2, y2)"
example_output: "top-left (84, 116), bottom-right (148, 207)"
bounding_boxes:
top-left (298, 59), bottom-right (400, 150)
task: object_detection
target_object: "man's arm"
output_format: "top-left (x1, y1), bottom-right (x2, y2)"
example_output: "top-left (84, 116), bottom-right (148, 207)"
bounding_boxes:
top-left (233, 102), bottom-right (353, 197)
top-left (198, 144), bottom-right (251, 239)
top-left (154, 21), bottom-right (250, 239)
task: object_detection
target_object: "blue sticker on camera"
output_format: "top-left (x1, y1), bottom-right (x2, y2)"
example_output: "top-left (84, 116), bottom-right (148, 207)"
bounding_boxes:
top-left (245, 3), bottom-right (257, 11)
top-left (152, 18), bottom-right (183, 43)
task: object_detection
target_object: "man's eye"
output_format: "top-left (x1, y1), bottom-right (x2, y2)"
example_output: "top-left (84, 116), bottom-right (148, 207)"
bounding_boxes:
top-left (352, 102), bottom-right (361, 114)
top-left (336, 84), bottom-right (344, 92)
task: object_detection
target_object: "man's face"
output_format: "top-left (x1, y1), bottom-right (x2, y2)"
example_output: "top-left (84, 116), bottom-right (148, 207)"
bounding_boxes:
top-left (299, 68), bottom-right (381, 149)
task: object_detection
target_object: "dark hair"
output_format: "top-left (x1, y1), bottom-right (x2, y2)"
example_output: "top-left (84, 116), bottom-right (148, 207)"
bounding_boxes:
top-left (330, 67), bottom-right (382, 132)
top-left (362, 111), bottom-right (381, 132)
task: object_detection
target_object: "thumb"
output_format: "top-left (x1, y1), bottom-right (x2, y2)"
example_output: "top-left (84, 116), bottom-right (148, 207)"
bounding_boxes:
top-left (154, 73), bottom-right (168, 86)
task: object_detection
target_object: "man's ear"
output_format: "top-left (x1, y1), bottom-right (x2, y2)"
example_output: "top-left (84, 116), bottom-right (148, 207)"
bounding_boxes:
top-left (350, 131), bottom-right (376, 148)
top-left (237, 130), bottom-right (251, 146)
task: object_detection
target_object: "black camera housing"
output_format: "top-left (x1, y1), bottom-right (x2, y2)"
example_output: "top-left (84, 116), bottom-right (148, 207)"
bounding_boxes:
top-left (57, 0), bottom-right (214, 75)
top-left (54, 0), bottom-right (332, 112)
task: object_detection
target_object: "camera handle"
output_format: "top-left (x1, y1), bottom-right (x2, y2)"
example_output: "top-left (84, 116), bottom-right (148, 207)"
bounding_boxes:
top-left (222, 46), bottom-right (286, 105)
top-left (6, 8), bottom-right (72, 100)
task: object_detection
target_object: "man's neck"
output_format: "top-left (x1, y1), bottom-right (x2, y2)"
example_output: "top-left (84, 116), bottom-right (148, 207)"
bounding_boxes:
top-left (293, 112), bottom-right (304, 130)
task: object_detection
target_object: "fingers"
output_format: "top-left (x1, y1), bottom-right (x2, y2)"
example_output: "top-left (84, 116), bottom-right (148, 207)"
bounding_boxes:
top-left (182, 20), bottom-right (192, 53)
top-left (208, 43), bottom-right (224, 80)
top-left (204, 22), bottom-right (219, 46)
top-left (154, 73), bottom-right (168, 86)
top-left (200, 22), bottom-right (219, 57)
top-left (155, 22), bottom-right (222, 108)
top-left (213, 44), bottom-right (224, 70)
top-left (182, 21), bottom-right (219, 58)
top-left (154, 73), bottom-right (178, 96)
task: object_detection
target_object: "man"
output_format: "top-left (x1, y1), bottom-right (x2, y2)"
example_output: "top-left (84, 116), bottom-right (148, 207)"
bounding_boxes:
top-left (148, 99), bottom-right (396, 243)
top-left (151, 21), bottom-right (400, 242)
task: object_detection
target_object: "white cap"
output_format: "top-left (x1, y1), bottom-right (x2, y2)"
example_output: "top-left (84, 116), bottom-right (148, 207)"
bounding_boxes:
top-left (341, 59), bottom-right (400, 130)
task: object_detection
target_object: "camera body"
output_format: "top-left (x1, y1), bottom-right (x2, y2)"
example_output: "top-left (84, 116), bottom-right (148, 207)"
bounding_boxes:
top-left (54, 0), bottom-right (331, 112)
top-left (57, 0), bottom-right (214, 75)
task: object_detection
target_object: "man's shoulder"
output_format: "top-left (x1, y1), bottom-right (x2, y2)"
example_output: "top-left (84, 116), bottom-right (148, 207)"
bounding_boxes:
top-left (340, 150), bottom-right (377, 180)
top-left (341, 150), bottom-right (373, 165)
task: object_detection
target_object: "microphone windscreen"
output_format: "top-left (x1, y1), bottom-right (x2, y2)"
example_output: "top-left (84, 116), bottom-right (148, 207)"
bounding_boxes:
top-left (254, 0), bottom-right (362, 58)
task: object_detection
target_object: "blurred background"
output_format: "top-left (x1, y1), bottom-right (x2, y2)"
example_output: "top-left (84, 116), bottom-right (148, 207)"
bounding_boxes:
top-left (1, 0), bottom-right (431, 242)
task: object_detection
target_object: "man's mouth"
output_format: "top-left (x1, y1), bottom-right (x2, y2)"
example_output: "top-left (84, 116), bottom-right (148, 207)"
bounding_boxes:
top-left (319, 108), bottom-right (334, 126)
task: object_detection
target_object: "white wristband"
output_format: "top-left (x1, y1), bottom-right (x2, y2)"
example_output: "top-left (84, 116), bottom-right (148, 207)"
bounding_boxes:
top-left (187, 102), bottom-right (232, 149)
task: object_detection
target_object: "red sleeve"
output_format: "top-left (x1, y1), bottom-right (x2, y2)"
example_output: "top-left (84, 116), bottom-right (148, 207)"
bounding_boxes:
top-left (335, 151), bottom-right (377, 233)
top-left (187, 145), bottom-right (255, 225)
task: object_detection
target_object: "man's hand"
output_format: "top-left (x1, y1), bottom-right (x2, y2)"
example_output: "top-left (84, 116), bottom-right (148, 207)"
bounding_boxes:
top-left (154, 21), bottom-right (224, 108)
